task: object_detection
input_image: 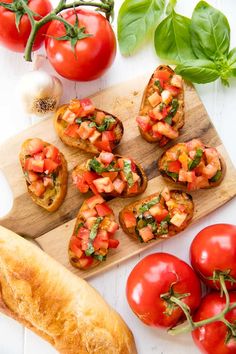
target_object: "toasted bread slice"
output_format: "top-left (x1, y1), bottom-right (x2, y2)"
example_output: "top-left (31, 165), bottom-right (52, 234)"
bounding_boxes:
top-left (19, 138), bottom-right (68, 212)
top-left (137, 65), bottom-right (184, 146)
top-left (72, 153), bottom-right (148, 198)
top-left (54, 99), bottom-right (124, 154)
top-left (158, 139), bottom-right (226, 190)
top-left (69, 195), bottom-right (120, 270)
top-left (119, 188), bottom-right (194, 242)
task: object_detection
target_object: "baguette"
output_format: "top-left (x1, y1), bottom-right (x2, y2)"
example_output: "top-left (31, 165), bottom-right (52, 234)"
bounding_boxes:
top-left (119, 188), bottom-right (194, 242)
top-left (136, 65), bottom-right (184, 146)
top-left (158, 139), bottom-right (226, 191)
top-left (72, 152), bottom-right (147, 198)
top-left (19, 138), bottom-right (68, 212)
top-left (0, 226), bottom-right (137, 354)
top-left (54, 98), bottom-right (124, 154)
top-left (69, 195), bottom-right (120, 270)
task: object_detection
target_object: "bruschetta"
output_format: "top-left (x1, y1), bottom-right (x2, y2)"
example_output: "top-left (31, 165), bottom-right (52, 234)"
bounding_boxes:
top-left (72, 152), bottom-right (147, 197)
top-left (54, 98), bottom-right (124, 154)
top-left (69, 195), bottom-right (120, 270)
top-left (158, 139), bottom-right (225, 191)
top-left (19, 138), bottom-right (68, 212)
top-left (119, 187), bottom-right (194, 243)
top-left (136, 65), bottom-right (184, 146)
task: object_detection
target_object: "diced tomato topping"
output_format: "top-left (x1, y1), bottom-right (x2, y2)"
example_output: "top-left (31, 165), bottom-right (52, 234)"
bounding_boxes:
top-left (77, 121), bottom-right (95, 140)
top-left (62, 109), bottom-right (76, 124)
top-left (78, 256), bottom-right (94, 269)
top-left (155, 122), bottom-right (178, 139)
top-left (136, 116), bottom-right (152, 132)
top-left (27, 171), bottom-right (39, 182)
top-left (34, 152), bottom-right (45, 160)
top-left (163, 84), bottom-right (180, 97)
top-left (123, 212), bottom-right (136, 228)
top-left (77, 227), bottom-right (90, 240)
top-left (69, 236), bottom-right (83, 258)
top-left (95, 202), bottom-right (113, 216)
top-left (74, 175), bottom-right (89, 193)
top-left (127, 181), bottom-right (139, 195)
top-left (108, 239), bottom-right (119, 248)
top-left (106, 221), bottom-right (119, 233)
top-left (154, 69), bottom-right (172, 81)
top-left (168, 160), bottom-right (181, 173)
top-left (83, 171), bottom-right (99, 185)
top-left (101, 171), bottom-right (118, 182)
top-left (186, 139), bottom-right (204, 152)
top-left (149, 106), bottom-right (163, 121)
top-left (139, 226), bottom-right (154, 242)
top-left (84, 217), bottom-right (97, 230)
top-left (152, 123), bottom-right (163, 139)
top-left (80, 98), bottom-right (95, 115)
top-left (93, 177), bottom-right (114, 193)
top-left (68, 99), bottom-right (82, 115)
top-left (89, 130), bottom-right (101, 143)
top-left (43, 176), bottom-right (54, 187)
top-left (161, 106), bottom-right (168, 118)
top-left (113, 178), bottom-right (126, 194)
top-left (102, 131), bottom-right (116, 142)
top-left (93, 236), bottom-right (109, 251)
top-left (149, 204), bottom-right (169, 222)
top-left (44, 145), bottom-right (61, 164)
top-left (148, 92), bottom-right (162, 107)
top-left (179, 169), bottom-right (196, 183)
top-left (31, 159), bottom-right (44, 173)
top-left (178, 152), bottom-right (189, 170)
top-left (170, 213), bottom-right (187, 227)
top-left (81, 208), bottom-right (97, 219)
top-left (27, 138), bottom-right (44, 155)
top-left (94, 139), bottom-right (112, 152)
top-left (89, 183), bottom-right (99, 195)
top-left (64, 124), bottom-right (79, 138)
top-left (95, 111), bottom-right (106, 125)
top-left (161, 90), bottom-right (173, 105)
top-left (170, 74), bottom-right (183, 88)
top-left (86, 195), bottom-right (105, 209)
top-left (44, 159), bottom-right (58, 174)
top-left (99, 152), bottom-right (114, 165)
top-left (29, 180), bottom-right (45, 197)
top-left (97, 229), bottom-right (109, 240)
top-left (188, 175), bottom-right (210, 191)
top-left (161, 187), bottom-right (171, 202)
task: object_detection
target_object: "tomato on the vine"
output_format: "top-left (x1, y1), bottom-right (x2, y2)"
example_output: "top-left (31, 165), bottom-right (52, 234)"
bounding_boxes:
top-left (0, 0), bottom-right (52, 52)
top-left (192, 292), bottom-right (236, 354)
top-left (45, 9), bottom-right (116, 81)
top-left (190, 224), bottom-right (236, 290)
top-left (126, 253), bottom-right (201, 328)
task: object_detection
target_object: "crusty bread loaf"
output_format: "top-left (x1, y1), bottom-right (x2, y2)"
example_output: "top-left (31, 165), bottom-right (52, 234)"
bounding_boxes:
top-left (0, 226), bottom-right (137, 354)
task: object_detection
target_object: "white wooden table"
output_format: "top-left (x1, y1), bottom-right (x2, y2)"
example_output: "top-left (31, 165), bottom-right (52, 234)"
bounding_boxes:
top-left (0, 1), bottom-right (235, 353)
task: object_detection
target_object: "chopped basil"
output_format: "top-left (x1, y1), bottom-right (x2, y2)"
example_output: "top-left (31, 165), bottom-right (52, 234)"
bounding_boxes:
top-left (164, 116), bottom-right (172, 125)
top-left (135, 227), bottom-right (145, 243)
top-left (154, 79), bottom-right (163, 93)
top-left (188, 148), bottom-right (203, 170)
top-left (165, 170), bottom-right (179, 181)
top-left (89, 116), bottom-right (116, 132)
top-left (85, 217), bottom-right (103, 256)
top-left (75, 118), bottom-right (82, 124)
top-left (75, 222), bottom-right (84, 235)
top-left (209, 170), bottom-right (222, 182)
top-left (123, 160), bottom-right (134, 187)
top-left (158, 102), bottom-right (165, 111)
top-left (51, 171), bottom-right (58, 183)
top-left (89, 158), bottom-right (120, 174)
top-left (139, 196), bottom-right (161, 213)
top-left (169, 99), bottom-right (179, 117)
top-left (94, 254), bottom-right (107, 262)
top-left (158, 220), bottom-right (169, 235)
top-left (163, 214), bottom-right (171, 223)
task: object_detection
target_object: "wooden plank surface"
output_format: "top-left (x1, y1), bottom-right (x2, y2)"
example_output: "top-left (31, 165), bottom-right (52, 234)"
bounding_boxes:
top-left (0, 75), bottom-right (236, 279)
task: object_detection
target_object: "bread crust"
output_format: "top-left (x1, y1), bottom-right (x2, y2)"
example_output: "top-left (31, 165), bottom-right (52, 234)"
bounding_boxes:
top-left (54, 104), bottom-right (124, 154)
top-left (0, 226), bottom-right (137, 354)
top-left (158, 143), bottom-right (226, 189)
top-left (19, 139), bottom-right (68, 212)
top-left (73, 154), bottom-right (148, 198)
top-left (139, 65), bottom-right (184, 146)
top-left (119, 190), bottom-right (194, 241)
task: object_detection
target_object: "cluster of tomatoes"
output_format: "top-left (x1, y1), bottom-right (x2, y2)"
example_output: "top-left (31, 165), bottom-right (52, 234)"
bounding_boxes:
top-left (126, 224), bottom-right (236, 354)
top-left (0, 0), bottom-right (116, 81)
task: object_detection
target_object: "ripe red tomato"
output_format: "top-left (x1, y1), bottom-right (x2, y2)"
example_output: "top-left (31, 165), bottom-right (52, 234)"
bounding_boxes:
top-left (190, 224), bottom-right (236, 290)
top-left (45, 9), bottom-right (116, 81)
top-left (192, 292), bottom-right (236, 354)
top-left (0, 0), bottom-right (52, 52)
top-left (126, 253), bottom-right (201, 328)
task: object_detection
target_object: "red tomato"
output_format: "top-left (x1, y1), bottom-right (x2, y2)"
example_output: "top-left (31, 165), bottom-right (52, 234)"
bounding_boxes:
top-left (94, 139), bottom-right (112, 152)
top-left (168, 160), bottom-right (181, 173)
top-left (0, 0), bottom-right (52, 52)
top-left (45, 9), bottom-right (116, 81)
top-left (108, 239), bottom-right (119, 248)
top-left (123, 212), bottom-right (136, 228)
top-left (44, 159), bottom-right (58, 174)
top-left (126, 253), bottom-right (201, 328)
top-left (95, 202), bottom-right (112, 216)
top-left (190, 224), bottom-right (236, 290)
top-left (136, 116), bottom-right (152, 132)
top-left (192, 292), bottom-right (236, 354)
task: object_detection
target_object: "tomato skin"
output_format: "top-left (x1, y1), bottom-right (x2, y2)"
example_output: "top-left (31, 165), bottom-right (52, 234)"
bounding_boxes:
top-left (0, 0), bottom-right (52, 52)
top-left (126, 253), bottom-right (201, 328)
top-left (45, 9), bottom-right (116, 81)
top-left (190, 224), bottom-right (236, 290)
top-left (192, 292), bottom-right (236, 354)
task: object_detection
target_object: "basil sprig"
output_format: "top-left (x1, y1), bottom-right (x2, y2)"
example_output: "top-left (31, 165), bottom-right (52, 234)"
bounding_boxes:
top-left (209, 170), bottom-right (222, 182)
top-left (85, 217), bottom-right (103, 256)
top-left (139, 196), bottom-right (161, 213)
top-left (123, 160), bottom-right (134, 187)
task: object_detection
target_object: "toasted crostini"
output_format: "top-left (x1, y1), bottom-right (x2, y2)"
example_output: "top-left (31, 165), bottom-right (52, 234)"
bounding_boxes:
top-left (119, 188), bottom-right (194, 243)
top-left (158, 139), bottom-right (225, 191)
top-left (54, 98), bottom-right (124, 154)
top-left (72, 152), bottom-right (147, 198)
top-left (19, 138), bottom-right (68, 212)
top-left (69, 195), bottom-right (120, 270)
top-left (136, 65), bottom-right (184, 146)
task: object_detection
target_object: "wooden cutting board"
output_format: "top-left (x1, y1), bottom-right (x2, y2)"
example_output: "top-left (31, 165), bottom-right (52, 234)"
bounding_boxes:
top-left (0, 75), bottom-right (236, 279)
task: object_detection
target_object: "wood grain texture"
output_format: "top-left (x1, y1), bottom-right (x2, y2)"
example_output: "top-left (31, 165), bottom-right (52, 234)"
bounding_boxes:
top-left (0, 75), bottom-right (236, 279)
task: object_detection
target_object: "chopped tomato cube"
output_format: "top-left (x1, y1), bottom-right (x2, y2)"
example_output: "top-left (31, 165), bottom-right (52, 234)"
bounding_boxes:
top-left (161, 90), bottom-right (173, 105)
top-left (178, 152), bottom-right (189, 170)
top-left (81, 208), bottom-right (97, 219)
top-left (74, 174), bottom-right (89, 193)
top-left (102, 131), bottom-right (116, 142)
top-left (27, 138), bottom-right (44, 155)
top-left (69, 236), bottom-right (83, 258)
top-left (89, 130), bottom-right (101, 143)
top-left (123, 212), bottom-right (136, 228)
top-left (139, 226), bottom-right (154, 242)
top-left (77, 121), bottom-right (95, 140)
top-left (179, 169), bottom-right (196, 183)
top-left (113, 178), bottom-right (126, 194)
top-left (83, 171), bottom-right (99, 185)
top-left (89, 183), bottom-right (99, 195)
top-left (80, 98), bottom-right (95, 115)
top-left (94, 139), bottom-right (112, 152)
top-left (108, 239), bottom-right (119, 248)
top-left (150, 105), bottom-right (163, 121)
top-left (186, 139), bottom-right (204, 152)
top-left (64, 124), bottom-right (79, 138)
top-left (168, 160), bottom-right (181, 173)
top-left (163, 84), bottom-right (180, 97)
top-left (93, 236), bottom-right (109, 251)
top-left (84, 217), bottom-right (97, 230)
top-left (127, 181), bottom-right (139, 195)
top-left (93, 177), bottom-right (114, 193)
top-left (170, 213), bottom-right (187, 227)
top-left (95, 202), bottom-right (113, 216)
top-left (44, 159), bottom-right (58, 174)
top-left (44, 145), bottom-right (60, 163)
top-left (106, 221), bottom-right (119, 233)
top-left (154, 69), bottom-right (172, 81)
top-left (78, 227), bottom-right (91, 241)
top-left (31, 158), bottom-right (44, 173)
top-left (188, 176), bottom-right (209, 190)
top-left (152, 124), bottom-right (162, 139)
top-left (97, 229), bottom-right (109, 240)
top-left (149, 204), bottom-right (169, 222)
top-left (34, 152), bottom-right (45, 160)
top-left (95, 111), bottom-right (106, 125)
top-left (62, 109), bottom-right (76, 124)
top-left (170, 75), bottom-right (183, 88)
top-left (161, 187), bottom-right (171, 202)
top-left (155, 122), bottom-right (178, 139)
top-left (148, 92), bottom-right (162, 107)
top-left (101, 171), bottom-right (118, 182)
top-left (86, 195), bottom-right (105, 209)
top-left (28, 171), bottom-right (39, 182)
top-left (68, 99), bottom-right (82, 115)
top-left (43, 176), bottom-right (54, 187)
top-left (78, 256), bottom-right (94, 269)
top-left (99, 152), bottom-right (114, 165)
top-left (29, 180), bottom-right (45, 197)
top-left (136, 116), bottom-right (152, 132)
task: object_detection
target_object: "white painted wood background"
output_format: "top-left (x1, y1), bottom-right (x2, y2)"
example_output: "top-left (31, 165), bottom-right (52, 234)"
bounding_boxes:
top-left (0, 0), bottom-right (236, 353)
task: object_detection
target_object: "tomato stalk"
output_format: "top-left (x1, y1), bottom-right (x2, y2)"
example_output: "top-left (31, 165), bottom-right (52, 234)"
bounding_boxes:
top-left (167, 275), bottom-right (236, 336)
top-left (3, 0), bottom-right (114, 61)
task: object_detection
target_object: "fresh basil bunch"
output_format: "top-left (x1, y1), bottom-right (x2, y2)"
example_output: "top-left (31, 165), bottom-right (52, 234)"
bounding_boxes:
top-left (118, 0), bottom-right (236, 85)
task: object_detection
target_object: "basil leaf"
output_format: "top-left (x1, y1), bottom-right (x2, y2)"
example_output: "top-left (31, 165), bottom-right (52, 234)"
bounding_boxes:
top-left (155, 9), bottom-right (196, 63)
top-left (164, 116), bottom-right (172, 125)
top-left (169, 99), bottom-right (179, 117)
top-left (85, 217), bottom-right (103, 256)
top-left (118, 0), bottom-right (165, 56)
top-left (188, 148), bottom-right (203, 170)
top-left (94, 254), bottom-right (107, 262)
top-left (75, 222), bottom-right (84, 235)
top-left (123, 160), bottom-right (134, 187)
top-left (154, 79), bottom-right (163, 93)
top-left (158, 220), bottom-right (169, 235)
top-left (165, 170), bottom-right (178, 181)
top-left (209, 170), bottom-right (222, 182)
top-left (139, 196), bottom-right (160, 213)
top-left (176, 60), bottom-right (219, 84)
top-left (89, 158), bottom-right (119, 173)
top-left (75, 118), bottom-right (82, 124)
top-left (190, 1), bottom-right (230, 61)
top-left (89, 116), bottom-right (116, 132)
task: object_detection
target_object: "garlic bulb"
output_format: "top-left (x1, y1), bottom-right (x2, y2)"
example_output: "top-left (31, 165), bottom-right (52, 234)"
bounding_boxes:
top-left (19, 71), bottom-right (63, 117)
